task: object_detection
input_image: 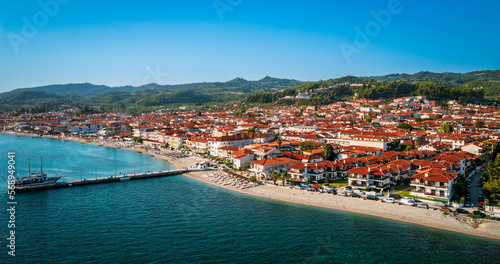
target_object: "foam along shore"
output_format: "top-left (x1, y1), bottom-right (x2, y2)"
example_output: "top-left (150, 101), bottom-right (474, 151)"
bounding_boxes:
top-left (183, 170), bottom-right (500, 241)
top-left (4, 132), bottom-right (500, 240)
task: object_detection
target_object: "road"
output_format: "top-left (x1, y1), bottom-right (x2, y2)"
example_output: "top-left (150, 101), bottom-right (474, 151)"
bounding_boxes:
top-left (466, 169), bottom-right (484, 208)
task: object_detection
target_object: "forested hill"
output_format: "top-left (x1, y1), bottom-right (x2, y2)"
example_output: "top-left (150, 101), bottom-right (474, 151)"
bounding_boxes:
top-left (0, 76), bottom-right (303, 99)
top-left (0, 76), bottom-right (303, 112)
top-left (1, 70), bottom-right (499, 113)
top-left (366, 70), bottom-right (500, 98)
top-left (244, 70), bottom-right (500, 106)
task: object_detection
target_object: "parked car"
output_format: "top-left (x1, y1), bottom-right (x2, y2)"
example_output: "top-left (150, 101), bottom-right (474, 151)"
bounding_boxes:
top-left (400, 197), bottom-right (416, 202)
top-left (350, 193), bottom-right (361, 198)
top-left (417, 203), bottom-right (429, 209)
top-left (400, 199), bottom-right (416, 206)
top-left (456, 208), bottom-right (469, 214)
top-left (439, 206), bottom-right (452, 212)
top-left (389, 194), bottom-right (402, 200)
top-left (338, 191), bottom-right (348, 196)
top-left (382, 197), bottom-right (395, 203)
top-left (472, 211), bottom-right (486, 217)
top-left (366, 195), bottom-right (379, 201)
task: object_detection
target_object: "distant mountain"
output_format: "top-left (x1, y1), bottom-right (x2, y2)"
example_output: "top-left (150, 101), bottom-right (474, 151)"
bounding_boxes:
top-left (0, 77), bottom-right (303, 99)
top-left (0, 77), bottom-right (304, 112)
top-left (2, 71), bottom-right (499, 113)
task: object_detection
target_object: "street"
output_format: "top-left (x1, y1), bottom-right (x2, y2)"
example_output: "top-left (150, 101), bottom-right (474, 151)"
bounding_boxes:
top-left (466, 169), bottom-right (484, 208)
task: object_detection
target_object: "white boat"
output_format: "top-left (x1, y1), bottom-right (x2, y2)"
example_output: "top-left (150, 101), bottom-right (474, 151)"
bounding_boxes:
top-left (120, 176), bottom-right (131, 181)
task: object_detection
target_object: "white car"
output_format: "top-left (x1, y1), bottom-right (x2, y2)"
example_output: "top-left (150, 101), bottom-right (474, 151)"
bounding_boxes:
top-left (382, 197), bottom-right (395, 203)
top-left (400, 199), bottom-right (416, 206)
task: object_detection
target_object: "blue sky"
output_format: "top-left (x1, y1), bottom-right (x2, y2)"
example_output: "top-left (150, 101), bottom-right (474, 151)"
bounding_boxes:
top-left (1, 0), bottom-right (499, 92)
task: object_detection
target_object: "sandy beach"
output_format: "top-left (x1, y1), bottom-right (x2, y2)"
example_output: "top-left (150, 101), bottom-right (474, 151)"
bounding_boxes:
top-left (182, 170), bottom-right (500, 240)
top-left (4, 131), bottom-right (500, 240)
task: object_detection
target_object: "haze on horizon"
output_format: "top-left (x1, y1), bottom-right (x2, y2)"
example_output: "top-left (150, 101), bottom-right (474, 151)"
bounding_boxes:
top-left (1, 0), bottom-right (499, 93)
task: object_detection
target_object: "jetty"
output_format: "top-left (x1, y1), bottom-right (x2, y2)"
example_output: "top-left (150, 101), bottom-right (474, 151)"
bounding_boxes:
top-left (14, 168), bottom-right (210, 193)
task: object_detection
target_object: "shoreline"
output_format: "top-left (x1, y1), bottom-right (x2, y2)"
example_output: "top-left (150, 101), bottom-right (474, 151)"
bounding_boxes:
top-left (182, 170), bottom-right (500, 241)
top-left (3, 131), bottom-right (500, 241)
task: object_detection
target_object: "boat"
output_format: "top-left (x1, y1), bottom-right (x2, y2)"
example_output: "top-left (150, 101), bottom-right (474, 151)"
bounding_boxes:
top-left (12, 156), bottom-right (62, 187)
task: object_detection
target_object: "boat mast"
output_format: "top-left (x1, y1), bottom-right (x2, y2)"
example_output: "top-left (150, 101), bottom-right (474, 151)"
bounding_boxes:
top-left (28, 158), bottom-right (31, 176)
top-left (40, 156), bottom-right (43, 176)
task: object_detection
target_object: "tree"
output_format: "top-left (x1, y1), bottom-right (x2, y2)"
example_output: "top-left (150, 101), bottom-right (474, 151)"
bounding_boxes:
top-left (132, 137), bottom-right (142, 143)
top-left (483, 180), bottom-right (500, 194)
top-left (279, 172), bottom-right (290, 186)
top-left (404, 144), bottom-right (415, 151)
top-left (365, 117), bottom-right (372, 123)
top-left (299, 141), bottom-right (319, 152)
top-left (247, 127), bottom-right (256, 138)
top-left (397, 123), bottom-right (413, 131)
top-left (322, 143), bottom-right (335, 161)
top-left (415, 138), bottom-right (422, 149)
top-left (257, 131), bottom-right (263, 138)
top-left (475, 119), bottom-right (485, 129)
top-left (269, 171), bottom-right (279, 185)
top-left (276, 137), bottom-right (282, 150)
top-left (241, 164), bottom-right (250, 171)
top-left (440, 123), bottom-right (454, 133)
top-left (249, 175), bottom-right (257, 185)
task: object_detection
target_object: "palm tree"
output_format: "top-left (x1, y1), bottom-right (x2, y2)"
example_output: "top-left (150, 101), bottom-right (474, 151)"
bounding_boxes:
top-left (276, 137), bottom-right (282, 150)
top-left (250, 175), bottom-right (257, 185)
top-left (269, 171), bottom-right (279, 185)
top-left (279, 172), bottom-right (290, 186)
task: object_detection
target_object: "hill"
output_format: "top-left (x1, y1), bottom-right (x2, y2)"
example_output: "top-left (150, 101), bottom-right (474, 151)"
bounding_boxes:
top-left (244, 70), bottom-right (500, 106)
top-left (2, 70), bottom-right (499, 113)
top-left (0, 77), bottom-right (303, 112)
top-left (0, 76), bottom-right (303, 99)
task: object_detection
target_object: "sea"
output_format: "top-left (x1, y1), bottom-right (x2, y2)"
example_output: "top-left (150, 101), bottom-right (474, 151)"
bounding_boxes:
top-left (1, 133), bottom-right (499, 263)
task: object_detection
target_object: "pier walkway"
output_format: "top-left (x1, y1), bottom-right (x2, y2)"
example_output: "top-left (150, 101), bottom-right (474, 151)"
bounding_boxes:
top-left (14, 168), bottom-right (212, 193)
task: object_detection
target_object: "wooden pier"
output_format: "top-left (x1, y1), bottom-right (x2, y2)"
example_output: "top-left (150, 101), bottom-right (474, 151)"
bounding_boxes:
top-left (14, 168), bottom-right (208, 193)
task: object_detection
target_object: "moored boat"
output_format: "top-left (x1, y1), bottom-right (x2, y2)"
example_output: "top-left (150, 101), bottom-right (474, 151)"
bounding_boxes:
top-left (12, 156), bottom-right (62, 188)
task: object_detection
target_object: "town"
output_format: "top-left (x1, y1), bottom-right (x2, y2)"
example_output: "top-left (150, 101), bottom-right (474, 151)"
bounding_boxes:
top-left (2, 95), bottom-right (499, 219)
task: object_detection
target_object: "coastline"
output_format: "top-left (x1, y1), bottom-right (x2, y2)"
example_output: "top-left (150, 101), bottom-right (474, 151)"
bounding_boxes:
top-left (3, 131), bottom-right (500, 241)
top-left (182, 170), bottom-right (500, 241)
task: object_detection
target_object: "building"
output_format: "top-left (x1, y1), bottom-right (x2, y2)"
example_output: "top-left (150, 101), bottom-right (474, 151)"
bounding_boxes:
top-left (249, 157), bottom-right (299, 180)
top-left (410, 168), bottom-right (459, 201)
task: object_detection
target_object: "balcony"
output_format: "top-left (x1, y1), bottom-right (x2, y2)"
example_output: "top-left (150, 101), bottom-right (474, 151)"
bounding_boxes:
top-left (351, 181), bottom-right (367, 187)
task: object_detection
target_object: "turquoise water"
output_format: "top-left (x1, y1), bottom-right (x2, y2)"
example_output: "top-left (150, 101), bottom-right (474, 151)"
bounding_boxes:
top-left (1, 134), bottom-right (500, 263)
top-left (0, 134), bottom-right (174, 186)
